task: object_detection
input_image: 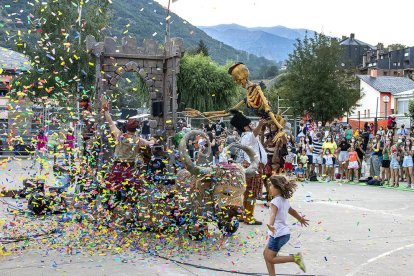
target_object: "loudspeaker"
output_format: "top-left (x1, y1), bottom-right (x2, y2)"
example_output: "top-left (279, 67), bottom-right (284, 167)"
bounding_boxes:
top-left (152, 101), bottom-right (163, 117)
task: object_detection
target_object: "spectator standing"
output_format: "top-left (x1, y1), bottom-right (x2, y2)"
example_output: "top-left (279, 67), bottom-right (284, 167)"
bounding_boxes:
top-left (323, 149), bottom-right (335, 182)
top-left (215, 119), bottom-right (225, 136)
top-left (380, 138), bottom-right (391, 185)
top-left (362, 122), bottom-right (370, 151)
top-left (206, 122), bottom-right (216, 132)
top-left (48, 131), bottom-right (60, 165)
top-left (410, 127), bottom-right (414, 139)
top-left (389, 145), bottom-right (400, 187)
top-left (322, 134), bottom-right (337, 178)
top-left (355, 139), bottom-right (365, 177)
top-left (283, 147), bottom-right (296, 175)
top-left (345, 125), bottom-right (353, 141)
top-left (370, 134), bottom-right (382, 178)
top-left (377, 126), bottom-right (385, 136)
top-left (141, 120), bottom-right (151, 140)
top-left (338, 138), bottom-right (350, 180)
top-left (387, 115), bottom-right (396, 131)
top-left (347, 145), bottom-right (361, 182)
top-left (311, 133), bottom-right (323, 177)
top-left (402, 138), bottom-right (413, 188)
top-left (31, 130), bottom-right (48, 171)
top-left (299, 150), bottom-right (309, 178)
top-left (187, 139), bottom-right (195, 160)
top-left (226, 130), bottom-right (240, 160)
top-left (209, 132), bottom-right (219, 164)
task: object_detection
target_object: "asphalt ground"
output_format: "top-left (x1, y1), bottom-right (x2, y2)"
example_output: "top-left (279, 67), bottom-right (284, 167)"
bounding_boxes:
top-left (1, 173), bottom-right (413, 276)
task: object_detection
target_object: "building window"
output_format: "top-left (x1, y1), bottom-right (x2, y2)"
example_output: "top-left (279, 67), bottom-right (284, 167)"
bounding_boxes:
top-left (397, 100), bottom-right (409, 114)
top-left (384, 71), bottom-right (388, 76)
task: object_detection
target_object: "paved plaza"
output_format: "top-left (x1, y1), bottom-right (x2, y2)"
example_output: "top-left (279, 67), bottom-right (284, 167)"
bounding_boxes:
top-left (1, 158), bottom-right (413, 276)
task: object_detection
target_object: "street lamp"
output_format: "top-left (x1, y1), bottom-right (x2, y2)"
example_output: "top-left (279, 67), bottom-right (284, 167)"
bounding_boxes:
top-left (383, 96), bottom-right (390, 118)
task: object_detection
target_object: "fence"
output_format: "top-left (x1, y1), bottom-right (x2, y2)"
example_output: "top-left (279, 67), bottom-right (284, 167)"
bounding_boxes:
top-left (346, 115), bottom-right (412, 132)
top-left (179, 112), bottom-right (298, 136)
top-left (0, 105), bottom-right (153, 157)
top-left (0, 105), bottom-right (81, 157)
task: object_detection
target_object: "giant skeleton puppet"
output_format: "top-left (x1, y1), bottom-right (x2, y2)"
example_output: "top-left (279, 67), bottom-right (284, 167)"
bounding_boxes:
top-left (185, 63), bottom-right (288, 145)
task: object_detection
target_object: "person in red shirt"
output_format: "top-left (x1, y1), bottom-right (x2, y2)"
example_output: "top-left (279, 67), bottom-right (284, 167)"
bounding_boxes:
top-left (31, 130), bottom-right (48, 171)
top-left (64, 129), bottom-right (75, 167)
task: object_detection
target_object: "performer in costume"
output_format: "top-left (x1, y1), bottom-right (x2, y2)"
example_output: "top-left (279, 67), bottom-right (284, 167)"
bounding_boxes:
top-left (231, 110), bottom-right (267, 225)
top-left (101, 98), bottom-right (154, 209)
top-left (185, 62), bottom-right (287, 144)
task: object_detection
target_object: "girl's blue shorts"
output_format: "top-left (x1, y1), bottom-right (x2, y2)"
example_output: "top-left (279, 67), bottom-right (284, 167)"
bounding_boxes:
top-left (268, 234), bottom-right (290, 252)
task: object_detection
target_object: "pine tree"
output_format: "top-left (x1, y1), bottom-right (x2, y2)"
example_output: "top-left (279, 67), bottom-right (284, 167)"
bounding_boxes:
top-left (195, 39), bottom-right (209, 56)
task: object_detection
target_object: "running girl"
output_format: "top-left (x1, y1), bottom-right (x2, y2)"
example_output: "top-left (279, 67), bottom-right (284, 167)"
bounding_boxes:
top-left (263, 176), bottom-right (309, 276)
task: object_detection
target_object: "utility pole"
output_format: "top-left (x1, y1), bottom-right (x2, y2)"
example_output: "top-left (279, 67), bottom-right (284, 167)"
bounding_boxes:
top-left (374, 97), bottom-right (379, 134)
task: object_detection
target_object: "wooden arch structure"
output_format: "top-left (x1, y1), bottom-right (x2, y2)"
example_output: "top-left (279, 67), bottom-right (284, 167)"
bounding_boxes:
top-left (86, 35), bottom-right (184, 137)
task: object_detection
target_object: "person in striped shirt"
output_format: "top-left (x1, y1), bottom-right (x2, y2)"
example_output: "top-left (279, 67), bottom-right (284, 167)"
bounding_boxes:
top-left (311, 133), bottom-right (323, 177)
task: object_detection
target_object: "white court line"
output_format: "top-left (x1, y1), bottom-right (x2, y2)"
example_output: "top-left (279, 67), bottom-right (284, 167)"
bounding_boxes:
top-left (313, 201), bottom-right (413, 220)
top-left (346, 243), bottom-right (414, 276)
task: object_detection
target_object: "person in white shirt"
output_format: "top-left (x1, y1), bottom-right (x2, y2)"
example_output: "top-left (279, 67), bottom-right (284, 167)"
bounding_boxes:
top-left (264, 176), bottom-right (309, 275)
top-left (230, 110), bottom-right (267, 225)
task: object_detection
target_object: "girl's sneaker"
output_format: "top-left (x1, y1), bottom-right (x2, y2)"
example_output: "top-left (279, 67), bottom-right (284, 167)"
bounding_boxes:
top-left (293, 253), bottom-right (306, 272)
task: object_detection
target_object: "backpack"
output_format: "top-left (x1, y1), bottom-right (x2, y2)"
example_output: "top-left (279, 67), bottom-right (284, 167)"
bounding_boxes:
top-left (309, 171), bottom-right (318, 182)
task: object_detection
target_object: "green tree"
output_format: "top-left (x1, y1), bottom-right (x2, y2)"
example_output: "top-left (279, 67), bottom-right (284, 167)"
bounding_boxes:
top-left (408, 99), bottom-right (414, 121)
top-left (112, 72), bottom-right (150, 109)
top-left (259, 81), bottom-right (266, 91)
top-left (177, 54), bottom-right (240, 112)
top-left (195, 39), bottom-right (209, 56)
top-left (387, 43), bottom-right (407, 51)
top-left (265, 65), bottom-right (279, 78)
top-left (11, 0), bottom-right (109, 104)
top-left (277, 33), bottom-right (360, 123)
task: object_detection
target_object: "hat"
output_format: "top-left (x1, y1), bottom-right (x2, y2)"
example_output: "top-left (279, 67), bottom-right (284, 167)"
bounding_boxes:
top-left (79, 96), bottom-right (90, 108)
top-left (230, 110), bottom-right (251, 133)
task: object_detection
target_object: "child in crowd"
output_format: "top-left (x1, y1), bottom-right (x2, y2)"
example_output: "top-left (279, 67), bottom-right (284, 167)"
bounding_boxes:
top-left (294, 163), bottom-right (305, 181)
top-left (299, 150), bottom-right (309, 179)
top-left (347, 146), bottom-right (361, 182)
top-left (390, 145), bottom-right (400, 187)
top-left (323, 148), bottom-right (335, 182)
top-left (283, 147), bottom-right (296, 175)
top-left (264, 176), bottom-right (309, 276)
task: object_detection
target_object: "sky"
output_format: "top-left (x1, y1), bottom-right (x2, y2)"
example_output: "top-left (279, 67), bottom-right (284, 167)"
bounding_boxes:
top-left (156, 0), bottom-right (414, 47)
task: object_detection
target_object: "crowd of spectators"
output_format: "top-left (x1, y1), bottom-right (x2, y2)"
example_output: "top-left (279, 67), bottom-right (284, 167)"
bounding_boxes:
top-left (177, 115), bottom-right (414, 190)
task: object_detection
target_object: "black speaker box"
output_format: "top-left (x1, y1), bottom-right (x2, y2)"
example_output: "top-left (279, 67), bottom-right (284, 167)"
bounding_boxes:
top-left (152, 101), bottom-right (163, 117)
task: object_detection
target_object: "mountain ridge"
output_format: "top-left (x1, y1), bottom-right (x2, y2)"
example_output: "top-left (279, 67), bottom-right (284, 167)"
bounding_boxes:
top-left (199, 24), bottom-right (316, 62)
top-left (0, 0), bottom-right (276, 77)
